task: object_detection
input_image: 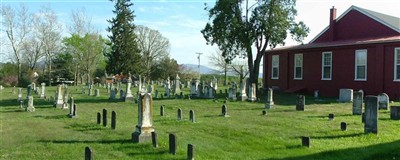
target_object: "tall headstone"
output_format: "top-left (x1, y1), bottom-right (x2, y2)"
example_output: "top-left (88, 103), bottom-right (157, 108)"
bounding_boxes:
top-left (296, 95), bottom-right (305, 111)
top-left (247, 83), bottom-right (257, 102)
top-left (169, 133), bottom-right (177, 155)
top-left (40, 83), bottom-right (46, 98)
top-left (17, 88), bottom-right (22, 102)
top-left (190, 80), bottom-right (198, 96)
top-left (103, 109), bottom-right (107, 127)
top-left (26, 96), bottom-right (35, 112)
top-left (364, 96), bottom-right (378, 134)
top-left (111, 111), bottom-right (116, 130)
top-left (97, 112), bottom-right (101, 124)
top-left (221, 104), bottom-right (229, 117)
top-left (339, 89), bottom-right (353, 102)
top-left (125, 72), bottom-right (134, 101)
top-left (173, 74), bottom-right (181, 94)
top-left (187, 144), bottom-right (194, 160)
top-left (151, 132), bottom-right (158, 148)
top-left (160, 105), bottom-right (165, 116)
top-left (165, 77), bottom-right (171, 97)
top-left (177, 108), bottom-right (182, 121)
top-left (61, 92), bottom-right (69, 110)
top-left (109, 89), bottom-right (116, 100)
top-left (265, 88), bottom-right (274, 109)
top-left (69, 104), bottom-right (78, 118)
top-left (132, 93), bottom-right (155, 143)
top-left (95, 89), bottom-right (100, 97)
top-left (148, 85), bottom-right (154, 94)
top-left (26, 85), bottom-right (31, 99)
top-left (155, 90), bottom-right (159, 98)
top-left (239, 81), bottom-right (247, 101)
top-left (119, 90), bottom-right (125, 101)
top-left (85, 146), bottom-right (92, 160)
top-left (390, 106), bottom-right (400, 120)
top-left (377, 93), bottom-right (389, 110)
top-left (189, 110), bottom-right (195, 123)
top-left (69, 97), bottom-right (75, 116)
top-left (55, 85), bottom-right (64, 108)
top-left (12, 86), bottom-right (16, 95)
top-left (352, 90), bottom-right (363, 115)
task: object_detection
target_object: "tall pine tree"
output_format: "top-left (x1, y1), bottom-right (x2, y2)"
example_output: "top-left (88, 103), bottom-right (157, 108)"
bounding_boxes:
top-left (105, 0), bottom-right (141, 75)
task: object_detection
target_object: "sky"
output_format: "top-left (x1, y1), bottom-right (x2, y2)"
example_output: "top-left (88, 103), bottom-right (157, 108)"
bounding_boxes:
top-left (1, 0), bottom-right (400, 69)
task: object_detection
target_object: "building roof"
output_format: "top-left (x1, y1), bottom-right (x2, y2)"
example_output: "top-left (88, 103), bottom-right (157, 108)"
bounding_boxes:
top-left (309, 5), bottom-right (400, 43)
top-left (267, 35), bottom-right (400, 53)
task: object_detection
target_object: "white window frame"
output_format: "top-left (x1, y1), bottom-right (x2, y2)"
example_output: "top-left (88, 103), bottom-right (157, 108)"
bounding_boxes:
top-left (271, 55), bottom-right (279, 79)
top-left (321, 52), bottom-right (332, 80)
top-left (394, 47), bottom-right (400, 81)
top-left (354, 49), bottom-right (367, 81)
top-left (294, 53), bottom-right (303, 80)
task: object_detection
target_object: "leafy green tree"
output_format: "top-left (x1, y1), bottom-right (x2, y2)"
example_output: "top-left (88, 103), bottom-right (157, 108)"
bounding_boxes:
top-left (52, 53), bottom-right (74, 80)
top-left (105, 0), bottom-right (141, 75)
top-left (202, 0), bottom-right (309, 94)
top-left (150, 57), bottom-right (179, 80)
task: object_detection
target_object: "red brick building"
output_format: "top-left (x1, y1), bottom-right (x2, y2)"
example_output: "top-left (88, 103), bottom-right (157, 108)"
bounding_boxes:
top-left (263, 6), bottom-right (400, 99)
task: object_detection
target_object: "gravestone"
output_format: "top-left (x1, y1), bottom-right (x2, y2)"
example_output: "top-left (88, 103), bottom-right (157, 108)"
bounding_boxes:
top-left (119, 90), bottom-right (125, 101)
top-left (265, 88), bottom-right (274, 109)
top-left (12, 86), bottom-right (16, 95)
top-left (125, 73), bottom-right (134, 101)
top-left (247, 83), bottom-right (257, 102)
top-left (339, 89), bottom-right (353, 102)
top-left (97, 112), bottom-right (101, 124)
top-left (352, 90), bottom-right (363, 115)
top-left (197, 83), bottom-right (203, 98)
top-left (177, 108), bottom-right (182, 121)
top-left (85, 146), bottom-right (92, 160)
top-left (190, 80), bottom-right (198, 96)
top-left (362, 112), bottom-right (365, 123)
top-left (189, 110), bottom-right (195, 123)
top-left (81, 87), bottom-right (86, 94)
top-left (109, 89), bottom-right (116, 100)
top-left (221, 104), bottom-right (229, 117)
top-left (61, 92), bottom-right (69, 110)
top-left (95, 89), bottom-right (100, 97)
top-left (19, 100), bottom-right (24, 110)
top-left (328, 114), bottom-right (334, 120)
top-left (40, 83), bottom-right (46, 98)
top-left (17, 88), bottom-right (22, 102)
top-left (160, 105), bottom-right (164, 116)
top-left (301, 136), bottom-right (310, 147)
top-left (26, 96), bottom-right (35, 112)
top-left (26, 85), bottom-right (31, 98)
top-left (341, 122), bottom-right (347, 131)
top-left (69, 97), bottom-right (75, 116)
top-left (169, 133), bottom-right (177, 155)
top-left (151, 132), bottom-right (158, 148)
top-left (103, 109), bottom-right (107, 127)
top-left (111, 111), bottom-right (116, 130)
top-left (296, 95), bottom-right (305, 111)
top-left (132, 93), bottom-right (155, 143)
top-left (377, 93), bottom-right (389, 110)
top-left (55, 85), bottom-right (64, 108)
top-left (88, 85), bottom-right (93, 96)
top-left (165, 77), bottom-right (171, 97)
top-left (148, 85), bottom-right (154, 94)
top-left (364, 96), bottom-right (378, 134)
top-left (173, 74), bottom-right (181, 94)
top-left (155, 90), bottom-right (158, 98)
top-left (390, 106), bottom-right (400, 120)
top-left (187, 144), bottom-right (194, 160)
top-left (69, 104), bottom-right (78, 118)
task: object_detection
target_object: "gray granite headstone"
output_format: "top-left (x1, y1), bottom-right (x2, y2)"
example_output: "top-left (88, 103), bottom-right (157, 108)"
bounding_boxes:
top-left (189, 110), bottom-right (195, 123)
top-left (390, 106), bottom-right (400, 120)
top-left (296, 95), bottom-right (305, 111)
top-left (377, 93), bottom-right (389, 110)
top-left (221, 104), bottom-right (229, 117)
top-left (85, 146), bottom-right (92, 160)
top-left (177, 108), bottom-right (182, 121)
top-left (169, 133), bottom-right (177, 155)
top-left (160, 105), bottom-right (164, 116)
top-left (102, 109), bottom-right (107, 127)
top-left (40, 83), bottom-right (46, 98)
top-left (97, 112), bottom-right (101, 124)
top-left (17, 88), bottom-right (22, 102)
top-left (151, 132), bottom-right (158, 148)
top-left (111, 111), bottom-right (116, 130)
top-left (364, 96), bottom-right (378, 134)
top-left (26, 96), bottom-right (35, 112)
top-left (187, 144), bottom-right (194, 160)
top-left (352, 91), bottom-right (363, 115)
top-left (341, 122), bottom-right (347, 131)
top-left (301, 136), bottom-right (310, 147)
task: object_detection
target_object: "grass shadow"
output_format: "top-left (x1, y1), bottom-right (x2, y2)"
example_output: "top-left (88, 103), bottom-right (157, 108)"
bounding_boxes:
top-left (39, 139), bottom-right (132, 144)
top-left (65, 123), bottom-right (106, 131)
top-left (34, 115), bottom-right (69, 119)
top-left (310, 133), bottom-right (364, 139)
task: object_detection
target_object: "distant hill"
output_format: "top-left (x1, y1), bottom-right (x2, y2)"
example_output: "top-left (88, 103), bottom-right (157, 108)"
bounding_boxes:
top-left (181, 64), bottom-right (220, 74)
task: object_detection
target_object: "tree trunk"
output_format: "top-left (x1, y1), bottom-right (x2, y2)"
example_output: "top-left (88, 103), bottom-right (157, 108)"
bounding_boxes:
top-left (224, 64), bottom-right (227, 86)
top-left (18, 62), bottom-right (21, 87)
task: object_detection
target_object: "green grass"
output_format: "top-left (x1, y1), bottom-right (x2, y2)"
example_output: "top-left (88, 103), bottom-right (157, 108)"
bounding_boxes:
top-left (1, 85), bottom-right (400, 159)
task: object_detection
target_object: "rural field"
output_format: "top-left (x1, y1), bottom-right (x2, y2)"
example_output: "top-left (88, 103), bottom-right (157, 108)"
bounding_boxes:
top-left (1, 85), bottom-right (400, 160)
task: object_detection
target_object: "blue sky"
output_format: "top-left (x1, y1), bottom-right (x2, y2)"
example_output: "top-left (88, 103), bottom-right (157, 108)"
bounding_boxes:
top-left (1, 0), bottom-right (400, 68)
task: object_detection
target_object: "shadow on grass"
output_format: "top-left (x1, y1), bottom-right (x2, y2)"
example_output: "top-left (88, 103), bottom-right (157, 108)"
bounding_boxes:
top-left (263, 139), bottom-right (400, 160)
top-left (39, 139), bottom-right (132, 144)
top-left (306, 133), bottom-right (365, 139)
top-left (65, 123), bottom-right (106, 131)
top-left (34, 115), bottom-right (69, 119)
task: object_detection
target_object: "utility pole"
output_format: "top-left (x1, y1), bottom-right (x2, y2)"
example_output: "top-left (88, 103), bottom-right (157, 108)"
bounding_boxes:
top-left (195, 52), bottom-right (203, 79)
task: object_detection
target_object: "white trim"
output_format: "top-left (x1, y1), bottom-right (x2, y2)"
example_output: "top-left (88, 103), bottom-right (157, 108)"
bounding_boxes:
top-left (309, 5), bottom-right (400, 43)
top-left (394, 47), bottom-right (400, 81)
top-left (271, 55), bottom-right (279, 80)
top-left (294, 54), bottom-right (303, 80)
top-left (354, 49), bottom-right (367, 81)
top-left (321, 51), bottom-right (332, 80)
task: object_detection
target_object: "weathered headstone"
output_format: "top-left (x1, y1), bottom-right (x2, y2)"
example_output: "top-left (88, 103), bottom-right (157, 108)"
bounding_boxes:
top-left (247, 83), bottom-right (257, 102)
top-left (61, 92), bottom-right (69, 110)
top-left (301, 136), bottom-right (310, 147)
top-left (97, 112), bottom-right (101, 124)
top-left (125, 74), bottom-right (134, 101)
top-left (390, 106), bottom-right (400, 120)
top-left (265, 88), bottom-right (274, 109)
top-left (155, 90), bottom-right (159, 98)
top-left (165, 77), bottom-right (171, 97)
top-left (119, 90), bottom-right (125, 101)
top-left (352, 90), bottom-right (363, 115)
top-left (40, 83), bottom-right (46, 98)
top-left (12, 86), bottom-right (16, 95)
top-left (328, 114), bottom-right (334, 120)
top-left (160, 105), bottom-right (164, 116)
top-left (69, 97), bottom-right (75, 116)
top-left (173, 74), bottom-right (181, 94)
top-left (362, 112), bottom-right (365, 123)
top-left (102, 109), bottom-right (107, 127)
top-left (296, 95), bottom-right (305, 111)
top-left (19, 100), bottom-right (24, 110)
top-left (85, 146), bottom-right (92, 160)
top-left (132, 93), bottom-right (155, 143)
top-left (55, 85), bottom-right (64, 108)
top-left (109, 89), bottom-right (116, 100)
top-left (151, 132), bottom-right (158, 148)
top-left (26, 96), bottom-right (35, 112)
top-left (169, 133), bottom-right (177, 155)
top-left (187, 144), bottom-right (194, 160)
top-left (69, 104), bottom-right (78, 118)
top-left (221, 104), bottom-right (229, 117)
top-left (377, 93), bottom-right (389, 110)
top-left (177, 108), bottom-right (182, 121)
top-left (111, 111), bottom-right (116, 130)
top-left (95, 89), bottom-right (100, 97)
top-left (341, 122), bottom-right (347, 131)
top-left (26, 85), bottom-right (31, 98)
top-left (339, 89), bottom-right (353, 102)
top-left (17, 88), bottom-right (22, 102)
top-left (189, 110), bottom-right (195, 123)
top-left (364, 96), bottom-right (378, 134)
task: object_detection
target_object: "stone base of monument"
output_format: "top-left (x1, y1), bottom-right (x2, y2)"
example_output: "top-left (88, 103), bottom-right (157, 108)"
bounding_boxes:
top-left (125, 96), bottom-right (135, 102)
top-left (132, 131), bottom-right (152, 143)
top-left (265, 102), bottom-right (273, 109)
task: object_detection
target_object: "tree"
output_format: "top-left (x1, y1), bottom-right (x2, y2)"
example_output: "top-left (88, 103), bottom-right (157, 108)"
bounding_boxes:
top-left (208, 49), bottom-right (230, 85)
top-left (202, 0), bottom-right (309, 95)
top-left (1, 4), bottom-right (32, 86)
top-left (150, 57), bottom-right (179, 80)
top-left (21, 36), bottom-right (44, 71)
top-left (106, 0), bottom-right (141, 75)
top-left (34, 5), bottom-right (62, 86)
top-left (230, 58), bottom-right (249, 82)
top-left (52, 52), bottom-right (74, 80)
top-left (135, 25), bottom-right (170, 81)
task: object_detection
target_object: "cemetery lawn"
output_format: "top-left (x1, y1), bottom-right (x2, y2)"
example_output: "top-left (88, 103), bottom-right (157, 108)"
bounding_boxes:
top-left (1, 86), bottom-right (400, 160)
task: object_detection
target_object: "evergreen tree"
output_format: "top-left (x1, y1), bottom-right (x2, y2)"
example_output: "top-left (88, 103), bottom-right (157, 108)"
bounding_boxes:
top-left (105, 0), bottom-right (141, 75)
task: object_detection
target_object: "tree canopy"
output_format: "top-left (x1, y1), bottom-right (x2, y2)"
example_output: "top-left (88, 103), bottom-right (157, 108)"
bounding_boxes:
top-left (202, 0), bottom-right (309, 93)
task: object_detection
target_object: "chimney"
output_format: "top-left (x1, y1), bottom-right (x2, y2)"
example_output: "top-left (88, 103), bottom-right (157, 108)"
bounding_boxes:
top-left (329, 6), bottom-right (337, 41)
